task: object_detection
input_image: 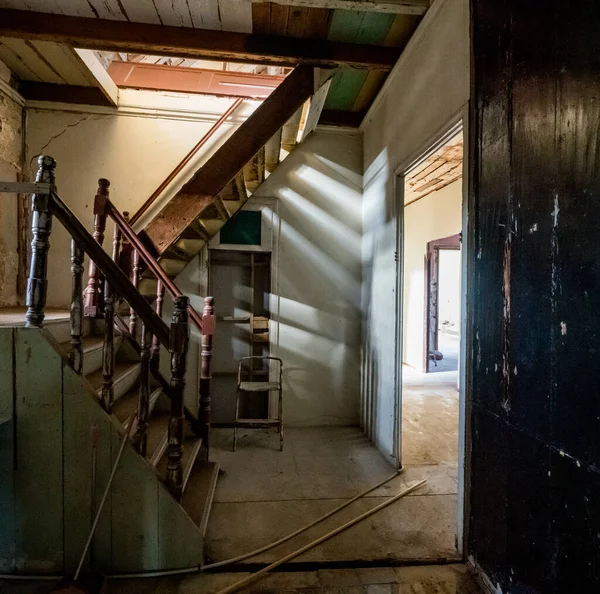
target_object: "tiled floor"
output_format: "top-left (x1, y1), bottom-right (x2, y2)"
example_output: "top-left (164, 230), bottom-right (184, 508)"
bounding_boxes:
top-left (0, 563), bottom-right (482, 593)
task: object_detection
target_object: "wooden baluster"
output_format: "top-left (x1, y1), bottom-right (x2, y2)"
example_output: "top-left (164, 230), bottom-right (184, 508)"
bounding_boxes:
top-left (83, 179), bottom-right (109, 317)
top-left (200, 296), bottom-right (215, 459)
top-left (98, 180), bottom-right (115, 412)
top-left (70, 240), bottom-right (84, 373)
top-left (25, 156), bottom-right (56, 328)
top-left (133, 324), bottom-right (151, 456)
top-left (167, 295), bottom-right (189, 500)
top-left (151, 280), bottom-right (165, 370)
top-left (129, 249), bottom-right (141, 337)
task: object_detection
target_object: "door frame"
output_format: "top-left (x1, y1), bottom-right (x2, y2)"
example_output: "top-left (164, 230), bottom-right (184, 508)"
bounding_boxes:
top-left (424, 234), bottom-right (461, 373)
top-left (392, 111), bottom-right (470, 557)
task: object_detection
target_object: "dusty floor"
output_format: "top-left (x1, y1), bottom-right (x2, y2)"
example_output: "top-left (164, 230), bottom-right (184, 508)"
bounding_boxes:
top-left (0, 564), bottom-right (481, 593)
top-left (205, 404), bottom-right (460, 567)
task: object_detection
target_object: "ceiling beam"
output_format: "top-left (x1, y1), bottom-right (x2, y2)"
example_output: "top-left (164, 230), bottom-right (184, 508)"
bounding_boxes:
top-left (19, 82), bottom-right (114, 106)
top-left (0, 9), bottom-right (399, 71)
top-left (249, 0), bottom-right (429, 15)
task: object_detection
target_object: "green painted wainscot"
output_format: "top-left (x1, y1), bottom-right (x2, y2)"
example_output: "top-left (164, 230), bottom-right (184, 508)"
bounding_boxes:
top-left (0, 327), bottom-right (204, 575)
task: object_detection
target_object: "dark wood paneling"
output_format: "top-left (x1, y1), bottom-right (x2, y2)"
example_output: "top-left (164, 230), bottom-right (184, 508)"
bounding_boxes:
top-left (470, 0), bottom-right (600, 591)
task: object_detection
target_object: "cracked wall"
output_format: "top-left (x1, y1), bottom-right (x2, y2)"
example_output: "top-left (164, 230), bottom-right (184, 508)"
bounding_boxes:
top-left (25, 92), bottom-right (255, 308)
top-left (0, 59), bottom-right (24, 307)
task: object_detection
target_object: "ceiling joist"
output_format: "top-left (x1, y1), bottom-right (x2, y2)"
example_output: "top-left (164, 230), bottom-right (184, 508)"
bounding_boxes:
top-left (249, 0), bottom-right (429, 15)
top-left (0, 9), bottom-right (399, 71)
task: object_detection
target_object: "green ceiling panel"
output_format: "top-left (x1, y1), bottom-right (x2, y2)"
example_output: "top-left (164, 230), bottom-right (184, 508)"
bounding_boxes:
top-left (325, 10), bottom-right (395, 112)
top-left (324, 68), bottom-right (369, 111)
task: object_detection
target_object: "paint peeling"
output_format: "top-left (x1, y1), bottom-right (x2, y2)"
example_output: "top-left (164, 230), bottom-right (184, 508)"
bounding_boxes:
top-left (561, 321), bottom-right (567, 335)
top-left (502, 231), bottom-right (512, 412)
top-left (529, 222), bottom-right (538, 233)
top-left (552, 193), bottom-right (560, 227)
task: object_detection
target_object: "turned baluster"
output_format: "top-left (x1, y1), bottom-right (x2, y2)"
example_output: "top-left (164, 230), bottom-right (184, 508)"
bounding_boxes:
top-left (83, 179), bottom-right (109, 317)
top-left (133, 324), bottom-right (151, 456)
top-left (200, 296), bottom-right (215, 459)
top-left (70, 240), bottom-right (84, 373)
top-left (167, 295), bottom-right (189, 500)
top-left (25, 156), bottom-right (56, 328)
top-left (129, 249), bottom-right (141, 337)
top-left (150, 280), bottom-right (165, 370)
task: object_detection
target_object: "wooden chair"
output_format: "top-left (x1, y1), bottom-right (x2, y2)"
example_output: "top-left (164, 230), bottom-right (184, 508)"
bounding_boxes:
top-left (233, 356), bottom-right (284, 452)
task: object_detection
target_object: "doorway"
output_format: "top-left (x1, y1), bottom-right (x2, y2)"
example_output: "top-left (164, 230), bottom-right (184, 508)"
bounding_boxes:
top-left (395, 121), bottom-right (467, 558)
top-left (425, 234), bottom-right (461, 374)
top-left (209, 249), bottom-right (272, 423)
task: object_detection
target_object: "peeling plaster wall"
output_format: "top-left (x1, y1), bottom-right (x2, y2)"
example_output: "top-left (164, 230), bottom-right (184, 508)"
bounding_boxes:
top-left (360, 0), bottom-right (469, 462)
top-left (0, 60), bottom-right (24, 307)
top-left (24, 90), bottom-right (258, 309)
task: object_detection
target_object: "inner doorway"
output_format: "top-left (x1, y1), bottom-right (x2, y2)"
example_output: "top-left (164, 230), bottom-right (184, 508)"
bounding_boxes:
top-left (425, 234), bottom-right (461, 374)
top-left (396, 122), bottom-right (466, 557)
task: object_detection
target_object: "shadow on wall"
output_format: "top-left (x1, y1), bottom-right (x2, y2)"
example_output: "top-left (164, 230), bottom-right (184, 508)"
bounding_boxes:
top-left (253, 131), bottom-right (363, 427)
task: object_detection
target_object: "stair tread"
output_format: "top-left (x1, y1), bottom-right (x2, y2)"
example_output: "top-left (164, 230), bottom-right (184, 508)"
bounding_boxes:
top-left (181, 460), bottom-right (220, 537)
top-left (156, 434), bottom-right (203, 486)
top-left (112, 385), bottom-right (162, 424)
top-left (146, 412), bottom-right (170, 463)
top-left (86, 361), bottom-right (140, 392)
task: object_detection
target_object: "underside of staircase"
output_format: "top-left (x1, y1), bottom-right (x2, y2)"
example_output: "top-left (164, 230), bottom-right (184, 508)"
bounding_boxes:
top-left (136, 65), bottom-right (332, 293)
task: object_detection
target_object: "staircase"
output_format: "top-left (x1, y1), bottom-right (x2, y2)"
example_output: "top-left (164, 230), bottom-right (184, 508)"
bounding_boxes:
top-left (0, 66), bottom-right (331, 575)
top-left (136, 65), bottom-right (332, 286)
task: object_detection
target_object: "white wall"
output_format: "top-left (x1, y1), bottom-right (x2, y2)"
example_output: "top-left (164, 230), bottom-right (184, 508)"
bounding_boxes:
top-left (253, 129), bottom-right (364, 426)
top-left (24, 90), bottom-right (258, 309)
top-left (403, 179), bottom-right (462, 369)
top-left (0, 59), bottom-right (24, 307)
top-left (361, 0), bottom-right (469, 463)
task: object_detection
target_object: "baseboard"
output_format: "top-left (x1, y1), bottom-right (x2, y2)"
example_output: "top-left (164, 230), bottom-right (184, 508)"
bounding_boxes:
top-left (467, 556), bottom-right (504, 594)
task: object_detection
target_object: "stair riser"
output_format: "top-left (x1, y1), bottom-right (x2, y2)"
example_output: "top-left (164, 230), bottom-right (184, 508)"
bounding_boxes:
top-left (45, 317), bottom-right (93, 344)
top-left (82, 336), bottom-right (124, 376)
top-left (96, 365), bottom-right (141, 403)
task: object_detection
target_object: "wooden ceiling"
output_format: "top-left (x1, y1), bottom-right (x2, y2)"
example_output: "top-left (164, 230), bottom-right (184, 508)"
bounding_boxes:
top-left (404, 132), bottom-right (463, 205)
top-left (0, 0), bottom-right (430, 123)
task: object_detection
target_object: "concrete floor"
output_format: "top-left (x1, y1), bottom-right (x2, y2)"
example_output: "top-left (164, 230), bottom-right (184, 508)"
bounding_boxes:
top-left (205, 415), bottom-right (460, 566)
top-left (0, 563), bottom-right (482, 593)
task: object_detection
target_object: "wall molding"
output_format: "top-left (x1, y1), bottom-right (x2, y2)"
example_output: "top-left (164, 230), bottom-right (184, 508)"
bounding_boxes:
top-left (0, 77), bottom-right (25, 107)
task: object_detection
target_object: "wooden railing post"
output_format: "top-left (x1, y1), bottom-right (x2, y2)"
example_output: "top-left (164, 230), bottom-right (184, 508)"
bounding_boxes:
top-left (70, 239), bottom-right (84, 373)
top-left (83, 179), bottom-right (109, 317)
top-left (151, 280), bottom-right (165, 370)
top-left (167, 295), bottom-right (189, 500)
top-left (129, 248), bottom-right (141, 337)
top-left (133, 324), bottom-right (151, 456)
top-left (25, 155), bottom-right (56, 328)
top-left (200, 296), bottom-right (215, 459)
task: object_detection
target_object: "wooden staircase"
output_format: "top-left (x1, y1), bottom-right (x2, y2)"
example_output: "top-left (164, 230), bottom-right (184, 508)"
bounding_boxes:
top-left (49, 309), bottom-right (220, 538)
top-left (136, 66), bottom-right (332, 287)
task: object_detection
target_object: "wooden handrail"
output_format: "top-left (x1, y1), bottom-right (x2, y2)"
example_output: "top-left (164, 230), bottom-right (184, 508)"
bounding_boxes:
top-left (106, 201), bottom-right (205, 333)
top-left (49, 191), bottom-right (171, 347)
top-left (129, 97), bottom-right (244, 226)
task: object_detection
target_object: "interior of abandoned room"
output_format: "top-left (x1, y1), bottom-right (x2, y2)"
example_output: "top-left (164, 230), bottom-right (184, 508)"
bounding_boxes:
top-left (0, 0), bottom-right (599, 593)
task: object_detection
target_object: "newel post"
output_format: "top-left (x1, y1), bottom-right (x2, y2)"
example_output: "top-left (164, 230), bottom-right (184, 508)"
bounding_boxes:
top-left (200, 296), bottom-right (215, 459)
top-left (25, 156), bottom-right (56, 328)
top-left (167, 295), bottom-right (189, 500)
top-left (83, 179), bottom-right (110, 317)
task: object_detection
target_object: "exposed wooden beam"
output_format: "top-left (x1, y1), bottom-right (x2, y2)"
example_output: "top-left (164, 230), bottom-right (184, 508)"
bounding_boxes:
top-left (73, 48), bottom-right (119, 105)
top-left (143, 66), bottom-right (316, 253)
top-left (0, 9), bottom-right (399, 71)
top-left (250, 0), bottom-right (429, 15)
top-left (319, 109), bottom-right (365, 128)
top-left (18, 82), bottom-right (114, 106)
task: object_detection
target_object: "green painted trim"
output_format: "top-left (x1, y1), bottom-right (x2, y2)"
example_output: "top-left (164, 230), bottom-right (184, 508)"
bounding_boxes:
top-left (324, 69), bottom-right (369, 111)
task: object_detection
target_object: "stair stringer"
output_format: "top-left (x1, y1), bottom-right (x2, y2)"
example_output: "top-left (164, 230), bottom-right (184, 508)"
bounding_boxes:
top-left (0, 327), bottom-right (204, 575)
